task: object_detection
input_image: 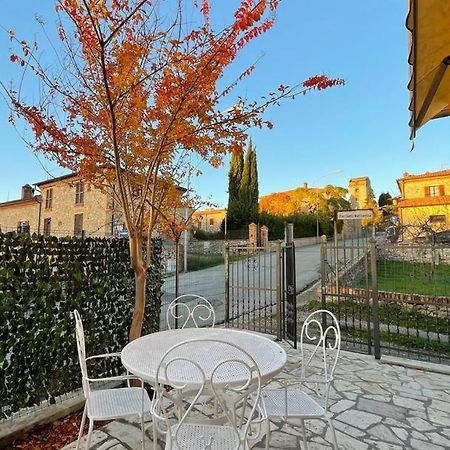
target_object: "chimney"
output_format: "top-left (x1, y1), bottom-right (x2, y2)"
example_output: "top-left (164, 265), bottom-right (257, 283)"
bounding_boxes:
top-left (303, 182), bottom-right (308, 189)
top-left (21, 184), bottom-right (34, 200)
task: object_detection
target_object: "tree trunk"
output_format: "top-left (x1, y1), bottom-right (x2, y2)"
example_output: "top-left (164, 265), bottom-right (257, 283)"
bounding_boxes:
top-left (128, 234), bottom-right (147, 342)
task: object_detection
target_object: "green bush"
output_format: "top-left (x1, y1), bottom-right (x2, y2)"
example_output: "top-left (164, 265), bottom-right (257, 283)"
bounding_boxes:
top-left (259, 212), bottom-right (318, 240)
top-left (0, 232), bottom-right (163, 418)
top-left (192, 228), bottom-right (224, 240)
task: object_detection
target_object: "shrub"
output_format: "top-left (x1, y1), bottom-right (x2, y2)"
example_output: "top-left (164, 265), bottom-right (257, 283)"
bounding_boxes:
top-left (0, 232), bottom-right (163, 418)
top-left (192, 228), bottom-right (224, 240)
top-left (259, 212), bottom-right (318, 240)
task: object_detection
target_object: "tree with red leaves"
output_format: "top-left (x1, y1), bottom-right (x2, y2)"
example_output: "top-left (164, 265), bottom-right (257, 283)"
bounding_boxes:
top-left (2, 0), bottom-right (344, 341)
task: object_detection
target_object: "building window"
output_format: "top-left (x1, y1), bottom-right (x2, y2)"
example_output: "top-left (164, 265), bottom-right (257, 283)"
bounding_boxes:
top-left (74, 213), bottom-right (83, 237)
top-left (209, 218), bottom-right (214, 226)
top-left (45, 189), bottom-right (53, 209)
top-left (43, 218), bottom-right (51, 237)
top-left (429, 215), bottom-right (446, 224)
top-left (426, 185), bottom-right (444, 197)
top-left (75, 181), bottom-right (84, 205)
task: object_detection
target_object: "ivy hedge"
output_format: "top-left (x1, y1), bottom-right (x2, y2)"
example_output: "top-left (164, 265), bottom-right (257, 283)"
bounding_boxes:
top-left (0, 232), bottom-right (163, 419)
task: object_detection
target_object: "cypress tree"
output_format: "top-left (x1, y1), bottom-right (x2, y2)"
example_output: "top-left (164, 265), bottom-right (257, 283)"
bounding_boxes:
top-left (240, 140), bottom-right (259, 225)
top-left (226, 151), bottom-right (244, 229)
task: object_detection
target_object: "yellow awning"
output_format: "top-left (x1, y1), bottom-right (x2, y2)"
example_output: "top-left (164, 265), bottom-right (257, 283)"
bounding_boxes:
top-left (407, 0), bottom-right (450, 138)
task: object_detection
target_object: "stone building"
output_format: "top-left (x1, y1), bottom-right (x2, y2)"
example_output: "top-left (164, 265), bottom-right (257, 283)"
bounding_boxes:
top-left (348, 176), bottom-right (373, 209)
top-left (397, 169), bottom-right (450, 234)
top-left (192, 208), bottom-right (226, 232)
top-left (36, 174), bottom-right (116, 237)
top-left (0, 174), bottom-right (118, 237)
top-left (0, 185), bottom-right (41, 233)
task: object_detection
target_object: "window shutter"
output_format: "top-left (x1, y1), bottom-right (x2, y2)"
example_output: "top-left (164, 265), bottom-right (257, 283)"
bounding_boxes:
top-left (439, 185), bottom-right (445, 196)
top-left (424, 186), bottom-right (430, 197)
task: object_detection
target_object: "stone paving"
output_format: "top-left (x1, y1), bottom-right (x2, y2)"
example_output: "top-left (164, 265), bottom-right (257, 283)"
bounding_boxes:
top-left (62, 342), bottom-right (450, 450)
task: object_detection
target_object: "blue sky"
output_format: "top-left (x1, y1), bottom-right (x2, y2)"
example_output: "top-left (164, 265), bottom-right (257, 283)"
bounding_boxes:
top-left (1, 1), bottom-right (449, 206)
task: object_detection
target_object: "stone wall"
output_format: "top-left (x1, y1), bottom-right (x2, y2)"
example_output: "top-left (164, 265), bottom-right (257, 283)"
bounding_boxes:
top-left (319, 286), bottom-right (449, 319)
top-left (338, 254), bottom-right (368, 287)
top-left (378, 244), bottom-right (450, 265)
top-left (188, 239), bottom-right (248, 255)
top-left (161, 240), bottom-right (184, 272)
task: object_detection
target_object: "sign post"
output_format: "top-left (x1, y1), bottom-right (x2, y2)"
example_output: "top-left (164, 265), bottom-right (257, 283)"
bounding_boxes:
top-left (337, 209), bottom-right (374, 220)
top-left (333, 209), bottom-right (374, 296)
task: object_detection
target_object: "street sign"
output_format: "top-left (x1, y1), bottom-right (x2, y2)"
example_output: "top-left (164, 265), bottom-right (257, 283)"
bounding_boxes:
top-left (337, 209), bottom-right (373, 220)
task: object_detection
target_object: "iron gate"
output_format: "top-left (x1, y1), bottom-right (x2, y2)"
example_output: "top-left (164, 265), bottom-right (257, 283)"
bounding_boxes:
top-left (224, 242), bottom-right (282, 337)
top-left (224, 240), bottom-right (298, 346)
top-left (282, 241), bottom-right (297, 347)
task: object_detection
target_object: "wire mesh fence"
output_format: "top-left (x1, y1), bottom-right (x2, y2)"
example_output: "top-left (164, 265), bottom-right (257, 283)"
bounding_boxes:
top-left (374, 243), bottom-right (449, 362)
top-left (319, 237), bottom-right (450, 364)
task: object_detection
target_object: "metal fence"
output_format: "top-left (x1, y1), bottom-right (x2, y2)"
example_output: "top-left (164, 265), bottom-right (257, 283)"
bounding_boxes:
top-left (160, 240), bottom-right (227, 330)
top-left (320, 237), bottom-right (450, 365)
top-left (374, 243), bottom-right (449, 363)
top-left (224, 242), bottom-right (282, 336)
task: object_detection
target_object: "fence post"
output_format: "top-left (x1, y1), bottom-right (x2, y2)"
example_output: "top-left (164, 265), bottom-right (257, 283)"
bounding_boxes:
top-left (224, 242), bottom-right (229, 327)
top-left (333, 211), bottom-right (339, 296)
top-left (370, 238), bottom-right (381, 359)
top-left (276, 240), bottom-right (282, 341)
top-left (320, 235), bottom-right (328, 331)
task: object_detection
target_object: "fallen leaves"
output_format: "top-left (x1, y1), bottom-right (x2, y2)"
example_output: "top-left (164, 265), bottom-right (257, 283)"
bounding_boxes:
top-left (10, 410), bottom-right (109, 450)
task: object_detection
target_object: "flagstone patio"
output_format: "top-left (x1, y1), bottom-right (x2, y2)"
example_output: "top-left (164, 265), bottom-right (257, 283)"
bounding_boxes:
top-left (63, 342), bottom-right (450, 450)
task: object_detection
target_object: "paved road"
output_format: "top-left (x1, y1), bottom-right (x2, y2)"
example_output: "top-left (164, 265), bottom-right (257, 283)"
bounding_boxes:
top-left (161, 243), bottom-right (328, 327)
top-left (163, 243), bottom-right (321, 295)
top-left (161, 239), bottom-right (371, 327)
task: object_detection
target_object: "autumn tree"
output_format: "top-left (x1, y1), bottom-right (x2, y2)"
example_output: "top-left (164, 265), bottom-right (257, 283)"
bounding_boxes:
top-left (3, 0), bottom-right (344, 341)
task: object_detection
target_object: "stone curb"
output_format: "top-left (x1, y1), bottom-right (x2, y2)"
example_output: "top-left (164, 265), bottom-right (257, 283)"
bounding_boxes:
top-left (380, 355), bottom-right (450, 375)
top-left (0, 394), bottom-right (85, 448)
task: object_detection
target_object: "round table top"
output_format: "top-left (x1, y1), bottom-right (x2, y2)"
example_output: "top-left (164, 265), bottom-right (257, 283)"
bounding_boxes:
top-left (121, 328), bottom-right (287, 386)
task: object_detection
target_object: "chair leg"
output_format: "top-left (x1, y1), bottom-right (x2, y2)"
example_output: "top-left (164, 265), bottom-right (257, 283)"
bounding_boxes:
top-left (300, 419), bottom-right (308, 450)
top-left (327, 417), bottom-right (338, 450)
top-left (265, 418), bottom-right (270, 450)
top-left (152, 418), bottom-right (158, 450)
top-left (76, 406), bottom-right (87, 450)
top-left (85, 419), bottom-right (94, 450)
top-left (141, 413), bottom-right (145, 450)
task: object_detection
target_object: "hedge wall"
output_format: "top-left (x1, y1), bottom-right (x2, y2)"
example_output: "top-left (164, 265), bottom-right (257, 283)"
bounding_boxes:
top-left (0, 232), bottom-right (163, 419)
top-left (258, 212), bottom-right (317, 240)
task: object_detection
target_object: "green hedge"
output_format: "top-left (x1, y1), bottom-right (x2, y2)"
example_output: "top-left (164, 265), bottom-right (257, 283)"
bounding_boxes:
top-left (0, 232), bottom-right (163, 419)
top-left (258, 212), bottom-right (317, 240)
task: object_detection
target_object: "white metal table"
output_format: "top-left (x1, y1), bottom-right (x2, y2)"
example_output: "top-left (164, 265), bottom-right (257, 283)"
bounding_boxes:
top-left (121, 328), bottom-right (287, 386)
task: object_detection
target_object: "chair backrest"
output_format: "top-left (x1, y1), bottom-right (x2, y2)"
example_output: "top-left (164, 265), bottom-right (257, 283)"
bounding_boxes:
top-left (153, 338), bottom-right (262, 450)
top-left (73, 309), bottom-right (91, 398)
top-left (300, 309), bottom-right (341, 384)
top-left (166, 294), bottom-right (216, 329)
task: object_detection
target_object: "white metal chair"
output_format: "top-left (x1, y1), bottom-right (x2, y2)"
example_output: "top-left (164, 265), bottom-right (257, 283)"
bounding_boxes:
top-left (73, 310), bottom-right (152, 450)
top-left (152, 338), bottom-right (265, 450)
top-left (166, 294), bottom-right (216, 329)
top-left (260, 309), bottom-right (341, 449)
